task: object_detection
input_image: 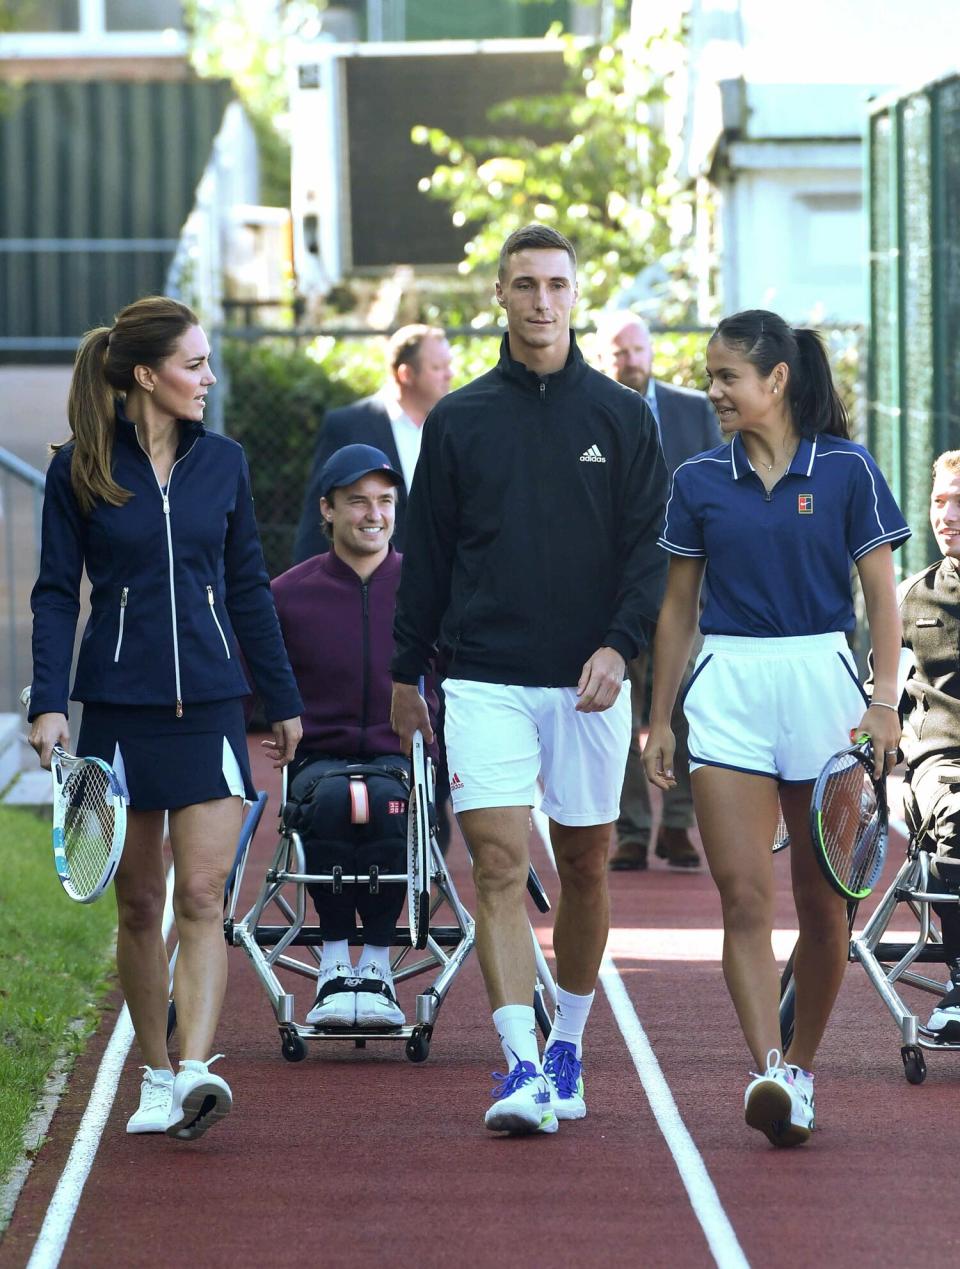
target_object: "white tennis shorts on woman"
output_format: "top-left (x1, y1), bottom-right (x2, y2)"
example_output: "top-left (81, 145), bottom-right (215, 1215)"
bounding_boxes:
top-left (683, 632), bottom-right (868, 783)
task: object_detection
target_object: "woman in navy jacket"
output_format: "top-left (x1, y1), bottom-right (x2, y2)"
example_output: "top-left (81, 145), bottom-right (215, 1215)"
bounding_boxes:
top-left (28, 295), bottom-right (303, 1142)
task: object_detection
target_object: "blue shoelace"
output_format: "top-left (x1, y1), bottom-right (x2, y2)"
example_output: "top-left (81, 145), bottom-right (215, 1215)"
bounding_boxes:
top-left (543, 1042), bottom-right (582, 1098)
top-left (489, 1059), bottom-right (541, 1101)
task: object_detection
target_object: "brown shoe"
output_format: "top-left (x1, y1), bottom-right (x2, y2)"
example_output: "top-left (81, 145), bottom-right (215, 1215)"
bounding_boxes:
top-left (654, 826), bottom-right (700, 869)
top-left (609, 841), bottom-right (649, 871)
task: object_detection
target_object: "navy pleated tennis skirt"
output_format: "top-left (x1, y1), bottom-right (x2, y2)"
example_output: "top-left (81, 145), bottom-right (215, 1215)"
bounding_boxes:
top-left (76, 699), bottom-right (257, 812)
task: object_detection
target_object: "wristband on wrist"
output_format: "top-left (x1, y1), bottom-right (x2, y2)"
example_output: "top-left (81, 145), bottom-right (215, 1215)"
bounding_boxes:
top-left (869, 700), bottom-right (899, 713)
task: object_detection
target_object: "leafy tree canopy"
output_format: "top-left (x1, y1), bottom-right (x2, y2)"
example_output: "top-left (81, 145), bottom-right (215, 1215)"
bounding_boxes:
top-left (413, 11), bottom-right (687, 317)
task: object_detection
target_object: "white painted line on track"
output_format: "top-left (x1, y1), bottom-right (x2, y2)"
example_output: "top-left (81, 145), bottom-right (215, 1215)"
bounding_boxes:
top-left (27, 865), bottom-right (176, 1269)
top-left (531, 804), bottom-right (750, 1269)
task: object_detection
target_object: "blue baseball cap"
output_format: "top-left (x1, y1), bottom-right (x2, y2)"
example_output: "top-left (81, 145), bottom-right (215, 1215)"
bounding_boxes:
top-left (318, 444), bottom-right (403, 499)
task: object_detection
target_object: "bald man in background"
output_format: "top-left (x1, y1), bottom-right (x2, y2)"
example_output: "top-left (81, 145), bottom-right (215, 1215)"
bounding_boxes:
top-left (596, 311), bottom-right (721, 870)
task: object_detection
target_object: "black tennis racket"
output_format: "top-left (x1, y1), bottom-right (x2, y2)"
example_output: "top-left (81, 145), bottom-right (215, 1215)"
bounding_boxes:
top-left (810, 737), bottom-right (888, 901)
top-left (51, 744), bottom-right (127, 903)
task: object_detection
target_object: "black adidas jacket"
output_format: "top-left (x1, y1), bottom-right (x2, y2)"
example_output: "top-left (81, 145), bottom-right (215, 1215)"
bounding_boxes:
top-left (391, 332), bottom-right (668, 688)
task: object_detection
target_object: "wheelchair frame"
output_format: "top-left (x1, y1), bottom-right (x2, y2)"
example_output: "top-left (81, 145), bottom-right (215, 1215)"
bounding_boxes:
top-left (779, 833), bottom-right (960, 1086)
top-left (226, 761), bottom-right (477, 1064)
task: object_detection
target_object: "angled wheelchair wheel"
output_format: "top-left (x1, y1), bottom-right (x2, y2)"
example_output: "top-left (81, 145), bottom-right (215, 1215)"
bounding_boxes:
top-left (779, 943), bottom-right (797, 1053)
top-left (534, 984), bottom-right (552, 1040)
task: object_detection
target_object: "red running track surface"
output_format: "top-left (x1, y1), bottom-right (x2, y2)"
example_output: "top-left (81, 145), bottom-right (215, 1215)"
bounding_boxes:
top-left (3, 745), bottom-right (960, 1268)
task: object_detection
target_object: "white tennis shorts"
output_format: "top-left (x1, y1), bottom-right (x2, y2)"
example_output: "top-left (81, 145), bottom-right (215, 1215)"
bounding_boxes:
top-left (442, 677), bottom-right (633, 825)
top-left (683, 632), bottom-right (869, 783)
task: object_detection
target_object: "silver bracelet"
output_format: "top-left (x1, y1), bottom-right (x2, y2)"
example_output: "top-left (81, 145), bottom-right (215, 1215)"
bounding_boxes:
top-left (869, 700), bottom-right (900, 713)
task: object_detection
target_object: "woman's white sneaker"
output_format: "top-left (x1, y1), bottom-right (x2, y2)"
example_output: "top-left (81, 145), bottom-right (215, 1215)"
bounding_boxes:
top-left (744, 1049), bottom-right (812, 1147)
top-left (126, 1066), bottom-right (174, 1134)
top-left (166, 1055), bottom-right (233, 1141)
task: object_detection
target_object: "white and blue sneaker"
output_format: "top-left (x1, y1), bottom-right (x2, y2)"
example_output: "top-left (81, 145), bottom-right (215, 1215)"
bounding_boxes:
top-left (484, 1060), bottom-right (558, 1136)
top-left (926, 985), bottom-right (960, 1043)
top-left (543, 1041), bottom-right (586, 1120)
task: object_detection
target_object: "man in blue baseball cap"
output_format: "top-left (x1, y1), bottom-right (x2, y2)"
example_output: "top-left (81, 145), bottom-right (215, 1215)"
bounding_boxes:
top-left (316, 443), bottom-right (404, 504)
top-left (270, 443), bottom-right (439, 1031)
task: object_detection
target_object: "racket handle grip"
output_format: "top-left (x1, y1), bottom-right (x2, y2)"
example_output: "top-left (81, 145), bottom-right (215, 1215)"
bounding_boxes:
top-left (418, 674), bottom-right (425, 699)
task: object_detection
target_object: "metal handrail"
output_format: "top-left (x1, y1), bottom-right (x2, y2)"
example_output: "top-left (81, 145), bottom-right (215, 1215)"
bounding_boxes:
top-left (0, 446), bottom-right (45, 711)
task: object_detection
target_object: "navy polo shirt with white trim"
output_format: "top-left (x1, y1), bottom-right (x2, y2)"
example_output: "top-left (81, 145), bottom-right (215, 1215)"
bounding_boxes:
top-left (659, 433), bottom-right (910, 637)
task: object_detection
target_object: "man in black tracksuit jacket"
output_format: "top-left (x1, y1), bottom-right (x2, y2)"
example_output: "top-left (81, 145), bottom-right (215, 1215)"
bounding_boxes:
top-left (391, 224), bottom-right (668, 1136)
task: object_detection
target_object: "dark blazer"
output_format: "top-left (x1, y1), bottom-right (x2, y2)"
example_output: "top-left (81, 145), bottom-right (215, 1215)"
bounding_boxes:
top-left (293, 394), bottom-right (408, 564)
top-left (652, 380), bottom-right (722, 480)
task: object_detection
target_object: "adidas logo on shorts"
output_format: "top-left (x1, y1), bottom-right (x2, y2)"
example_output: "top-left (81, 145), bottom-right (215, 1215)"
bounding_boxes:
top-left (579, 445), bottom-right (606, 463)
top-left (450, 772), bottom-right (464, 791)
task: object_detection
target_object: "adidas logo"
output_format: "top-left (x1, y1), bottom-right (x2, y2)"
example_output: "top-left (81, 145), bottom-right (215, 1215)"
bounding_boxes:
top-left (450, 771), bottom-right (464, 791)
top-left (579, 445), bottom-right (606, 463)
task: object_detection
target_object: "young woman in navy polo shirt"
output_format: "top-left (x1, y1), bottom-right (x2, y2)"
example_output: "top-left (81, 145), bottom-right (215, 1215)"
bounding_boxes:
top-left (28, 296), bottom-right (303, 1141)
top-left (644, 309), bottom-right (908, 1147)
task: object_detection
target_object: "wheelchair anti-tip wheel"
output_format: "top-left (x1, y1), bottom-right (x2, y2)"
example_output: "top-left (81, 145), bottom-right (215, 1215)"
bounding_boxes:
top-left (901, 1044), bottom-right (927, 1085)
top-left (281, 1030), bottom-right (308, 1063)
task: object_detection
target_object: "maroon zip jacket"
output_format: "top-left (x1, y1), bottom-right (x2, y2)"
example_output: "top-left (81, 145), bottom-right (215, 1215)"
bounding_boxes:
top-left (272, 545), bottom-right (438, 760)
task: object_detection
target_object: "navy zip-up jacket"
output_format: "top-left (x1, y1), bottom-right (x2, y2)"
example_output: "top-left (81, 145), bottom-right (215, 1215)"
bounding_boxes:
top-left (391, 332), bottom-right (669, 687)
top-left (271, 546), bottom-right (437, 760)
top-left (30, 405), bottom-right (303, 723)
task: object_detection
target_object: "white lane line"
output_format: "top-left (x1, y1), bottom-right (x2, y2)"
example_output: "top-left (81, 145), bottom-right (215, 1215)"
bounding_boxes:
top-left (27, 866), bottom-right (176, 1269)
top-left (531, 805), bottom-right (750, 1269)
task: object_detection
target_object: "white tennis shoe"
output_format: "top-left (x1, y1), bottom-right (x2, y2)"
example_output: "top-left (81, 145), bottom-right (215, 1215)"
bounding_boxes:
top-left (306, 964), bottom-right (360, 1027)
top-left (166, 1055), bottom-right (233, 1141)
top-left (786, 1063), bottom-right (815, 1128)
top-left (126, 1066), bottom-right (174, 1134)
top-left (354, 964), bottom-right (405, 1028)
top-left (744, 1049), bottom-right (812, 1147)
top-left (484, 1061), bottom-right (558, 1135)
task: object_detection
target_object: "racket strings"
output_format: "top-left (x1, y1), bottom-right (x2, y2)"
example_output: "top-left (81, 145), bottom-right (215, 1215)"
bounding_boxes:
top-left (61, 764), bottom-right (117, 895)
top-left (819, 756), bottom-right (882, 891)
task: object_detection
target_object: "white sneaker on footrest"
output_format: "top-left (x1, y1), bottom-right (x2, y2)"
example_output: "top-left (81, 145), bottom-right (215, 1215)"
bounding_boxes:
top-left (306, 964), bottom-right (359, 1027)
top-left (354, 964), bottom-right (405, 1028)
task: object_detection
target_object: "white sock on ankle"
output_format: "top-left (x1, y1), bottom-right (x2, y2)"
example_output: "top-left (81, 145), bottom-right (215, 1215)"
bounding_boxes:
top-left (492, 1004), bottom-right (540, 1070)
top-left (320, 939), bottom-right (351, 973)
top-left (547, 986), bottom-right (595, 1059)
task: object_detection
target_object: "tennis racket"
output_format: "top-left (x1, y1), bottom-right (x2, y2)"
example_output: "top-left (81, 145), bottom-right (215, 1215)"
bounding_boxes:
top-left (407, 678), bottom-right (432, 949)
top-left (810, 737), bottom-right (888, 901)
top-left (51, 744), bottom-right (127, 903)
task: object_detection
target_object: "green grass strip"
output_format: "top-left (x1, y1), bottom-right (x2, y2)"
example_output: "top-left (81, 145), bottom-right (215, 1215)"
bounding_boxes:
top-left (0, 806), bottom-right (117, 1189)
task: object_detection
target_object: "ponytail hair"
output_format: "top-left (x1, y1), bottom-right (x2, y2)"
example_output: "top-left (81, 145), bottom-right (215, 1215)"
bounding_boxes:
top-left (710, 309), bottom-right (848, 440)
top-left (53, 295), bottom-right (199, 514)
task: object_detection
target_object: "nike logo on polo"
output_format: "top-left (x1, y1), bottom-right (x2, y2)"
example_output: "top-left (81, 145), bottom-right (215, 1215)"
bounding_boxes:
top-left (579, 445), bottom-right (606, 463)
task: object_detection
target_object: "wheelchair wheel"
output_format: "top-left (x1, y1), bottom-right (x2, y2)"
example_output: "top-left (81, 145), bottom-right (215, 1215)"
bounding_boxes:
top-left (779, 945), bottom-right (796, 1053)
top-left (534, 984), bottom-right (552, 1040)
top-left (281, 1030), bottom-right (308, 1063)
top-left (405, 1025), bottom-right (431, 1063)
top-left (901, 1045), bottom-right (927, 1085)
top-left (166, 997), bottom-right (177, 1041)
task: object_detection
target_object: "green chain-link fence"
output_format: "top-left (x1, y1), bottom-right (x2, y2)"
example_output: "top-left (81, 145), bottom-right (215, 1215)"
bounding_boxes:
top-left (868, 71), bottom-right (960, 578)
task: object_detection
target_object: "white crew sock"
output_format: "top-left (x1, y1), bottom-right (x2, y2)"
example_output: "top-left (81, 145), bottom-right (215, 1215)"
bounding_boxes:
top-left (320, 938), bottom-right (351, 973)
top-left (546, 986), bottom-right (595, 1059)
top-left (492, 1004), bottom-right (540, 1070)
top-left (357, 944), bottom-right (393, 977)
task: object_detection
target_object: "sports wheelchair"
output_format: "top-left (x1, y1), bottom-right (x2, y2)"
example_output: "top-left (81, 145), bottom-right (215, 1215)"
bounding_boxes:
top-left (779, 762), bottom-right (960, 1085)
top-left (224, 744), bottom-right (557, 1064)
